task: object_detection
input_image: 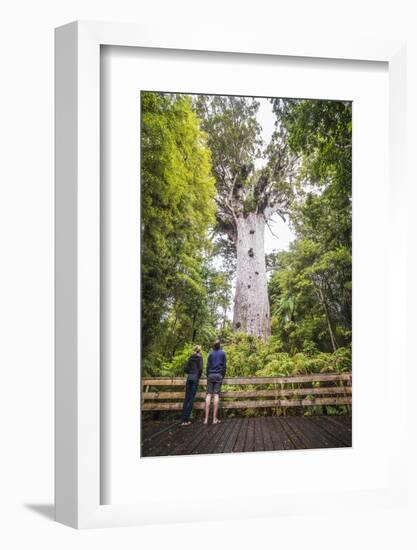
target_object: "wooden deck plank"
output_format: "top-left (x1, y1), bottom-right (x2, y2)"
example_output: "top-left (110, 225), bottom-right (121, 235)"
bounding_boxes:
top-left (326, 415), bottom-right (352, 429)
top-left (301, 416), bottom-right (347, 448)
top-left (185, 423), bottom-right (217, 454)
top-left (244, 418), bottom-right (256, 452)
top-left (233, 418), bottom-right (249, 453)
top-left (253, 418), bottom-right (265, 452)
top-left (311, 416), bottom-right (352, 447)
top-left (142, 422), bottom-right (183, 456)
top-left (168, 422), bottom-right (207, 456)
top-left (270, 416), bottom-right (296, 451)
top-left (141, 421), bottom-right (179, 444)
top-left (141, 420), bottom-right (162, 440)
top-left (290, 416), bottom-right (340, 449)
top-left (152, 424), bottom-right (186, 456)
top-left (141, 415), bottom-right (352, 457)
top-left (223, 418), bottom-right (244, 453)
top-left (267, 416), bottom-right (294, 450)
top-left (193, 421), bottom-right (229, 455)
top-left (275, 416), bottom-right (308, 449)
top-left (288, 416), bottom-right (330, 449)
top-left (205, 421), bottom-right (231, 454)
top-left (325, 415), bottom-right (353, 439)
top-left (260, 416), bottom-right (274, 451)
top-left (141, 423), bottom-right (179, 454)
top-left (215, 419), bottom-right (237, 454)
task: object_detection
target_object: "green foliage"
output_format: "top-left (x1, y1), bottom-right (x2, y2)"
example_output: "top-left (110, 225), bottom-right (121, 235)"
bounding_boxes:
top-left (242, 192), bottom-right (257, 216)
top-left (272, 99), bottom-right (351, 186)
top-left (141, 92), bottom-right (217, 356)
top-left (159, 333), bottom-right (351, 380)
top-left (158, 344), bottom-right (209, 377)
top-left (224, 333), bottom-right (350, 377)
top-left (272, 98), bottom-right (352, 251)
top-left (195, 95), bottom-right (263, 193)
top-left (268, 98), bottom-right (352, 356)
top-left (194, 95), bottom-right (269, 265)
top-left (268, 240), bottom-right (351, 354)
top-left (157, 333), bottom-right (351, 417)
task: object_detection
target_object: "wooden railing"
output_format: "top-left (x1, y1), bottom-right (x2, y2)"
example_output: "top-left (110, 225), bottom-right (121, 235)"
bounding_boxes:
top-left (142, 372), bottom-right (352, 411)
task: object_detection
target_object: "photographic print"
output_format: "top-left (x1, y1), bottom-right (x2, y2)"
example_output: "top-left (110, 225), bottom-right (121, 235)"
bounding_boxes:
top-left (140, 91), bottom-right (352, 457)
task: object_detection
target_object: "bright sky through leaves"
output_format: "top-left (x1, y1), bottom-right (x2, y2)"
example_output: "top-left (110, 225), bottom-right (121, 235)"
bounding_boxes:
top-left (256, 98), bottom-right (295, 254)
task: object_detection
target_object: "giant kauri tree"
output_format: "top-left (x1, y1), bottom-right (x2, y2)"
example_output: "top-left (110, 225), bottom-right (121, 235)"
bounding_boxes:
top-left (196, 96), bottom-right (296, 339)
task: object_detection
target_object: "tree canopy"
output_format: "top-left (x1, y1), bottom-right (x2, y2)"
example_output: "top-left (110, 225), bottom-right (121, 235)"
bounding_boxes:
top-left (195, 95), bottom-right (296, 248)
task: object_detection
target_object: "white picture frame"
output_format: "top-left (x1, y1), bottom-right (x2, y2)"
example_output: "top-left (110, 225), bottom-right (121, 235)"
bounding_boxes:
top-left (55, 21), bottom-right (408, 529)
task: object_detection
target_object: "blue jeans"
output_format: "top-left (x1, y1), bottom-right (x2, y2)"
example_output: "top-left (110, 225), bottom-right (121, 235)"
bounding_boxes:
top-left (181, 378), bottom-right (199, 422)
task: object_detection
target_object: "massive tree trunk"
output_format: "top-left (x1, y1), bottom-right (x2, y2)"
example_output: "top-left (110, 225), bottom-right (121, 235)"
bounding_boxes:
top-left (233, 213), bottom-right (270, 340)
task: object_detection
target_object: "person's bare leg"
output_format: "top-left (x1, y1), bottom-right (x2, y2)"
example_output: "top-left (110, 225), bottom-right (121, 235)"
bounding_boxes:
top-left (204, 394), bottom-right (211, 424)
top-left (213, 394), bottom-right (220, 424)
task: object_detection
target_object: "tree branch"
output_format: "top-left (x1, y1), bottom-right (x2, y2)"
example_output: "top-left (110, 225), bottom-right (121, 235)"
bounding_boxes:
top-left (266, 220), bottom-right (280, 239)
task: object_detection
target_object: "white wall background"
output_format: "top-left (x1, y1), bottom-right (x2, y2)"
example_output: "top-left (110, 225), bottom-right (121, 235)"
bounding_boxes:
top-left (1, 0), bottom-right (416, 548)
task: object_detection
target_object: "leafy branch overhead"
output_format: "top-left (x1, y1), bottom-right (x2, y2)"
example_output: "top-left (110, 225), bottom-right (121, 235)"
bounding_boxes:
top-left (195, 95), bottom-right (298, 244)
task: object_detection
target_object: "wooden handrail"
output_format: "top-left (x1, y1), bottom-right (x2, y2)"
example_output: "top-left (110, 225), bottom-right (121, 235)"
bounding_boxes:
top-left (142, 372), bottom-right (352, 412)
top-left (142, 372), bottom-right (352, 386)
top-left (143, 387), bottom-right (352, 400)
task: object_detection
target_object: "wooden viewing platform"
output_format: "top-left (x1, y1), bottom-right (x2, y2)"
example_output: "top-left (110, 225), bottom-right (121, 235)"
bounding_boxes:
top-left (141, 373), bottom-right (352, 456)
top-left (141, 415), bottom-right (352, 457)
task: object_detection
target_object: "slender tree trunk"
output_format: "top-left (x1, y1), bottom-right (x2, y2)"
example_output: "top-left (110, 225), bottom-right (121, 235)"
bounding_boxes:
top-left (323, 303), bottom-right (338, 353)
top-left (314, 286), bottom-right (338, 352)
top-left (233, 212), bottom-right (270, 340)
top-left (191, 310), bottom-right (198, 342)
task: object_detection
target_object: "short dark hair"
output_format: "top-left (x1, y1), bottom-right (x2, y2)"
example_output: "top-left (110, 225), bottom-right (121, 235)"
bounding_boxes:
top-left (213, 340), bottom-right (221, 350)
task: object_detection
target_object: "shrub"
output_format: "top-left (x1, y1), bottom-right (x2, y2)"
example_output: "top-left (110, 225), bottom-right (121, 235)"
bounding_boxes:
top-left (157, 334), bottom-right (351, 378)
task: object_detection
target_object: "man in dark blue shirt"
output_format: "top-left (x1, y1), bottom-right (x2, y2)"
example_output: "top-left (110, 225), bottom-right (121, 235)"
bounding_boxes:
top-left (204, 340), bottom-right (227, 425)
